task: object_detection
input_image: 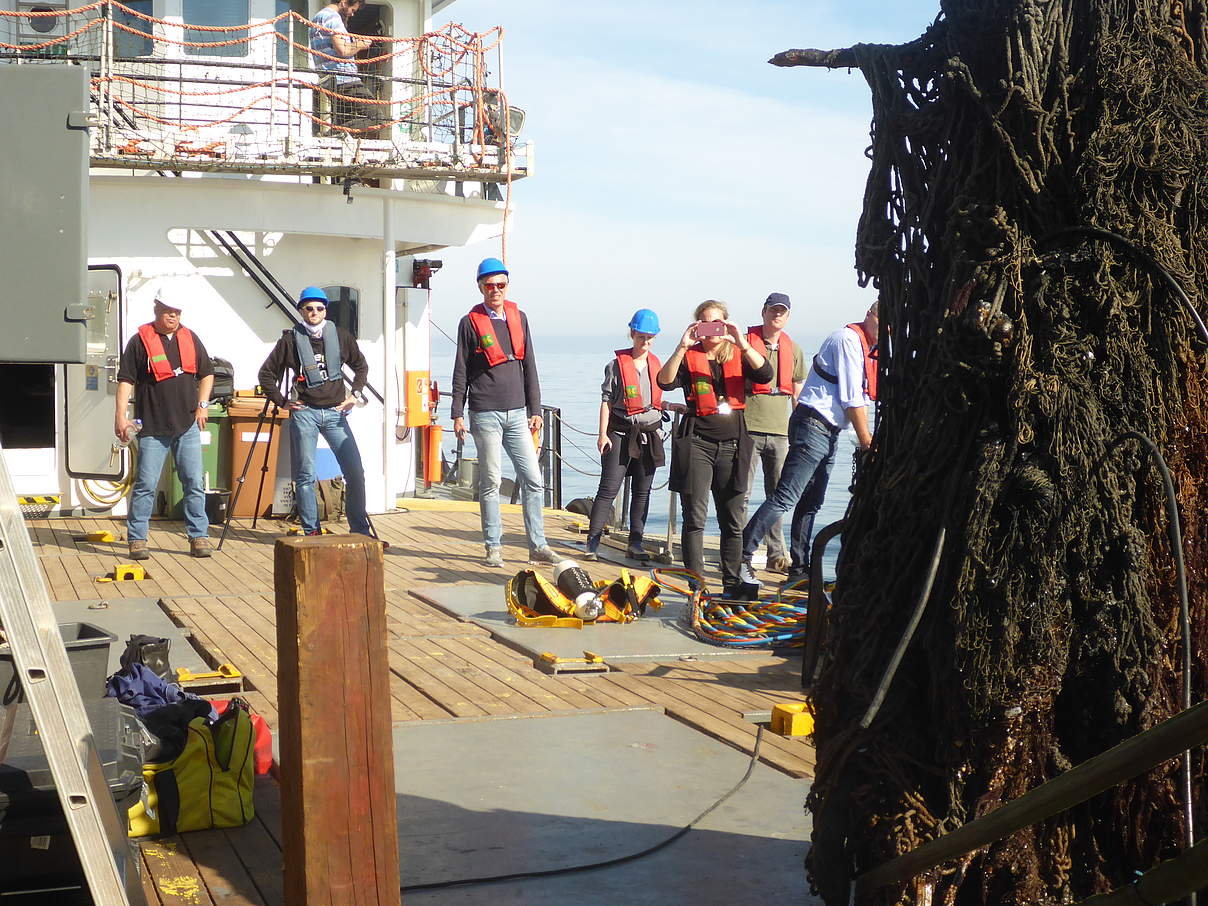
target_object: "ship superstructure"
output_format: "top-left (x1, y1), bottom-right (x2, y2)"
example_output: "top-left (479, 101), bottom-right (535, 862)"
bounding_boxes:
top-left (0, 0), bottom-right (528, 516)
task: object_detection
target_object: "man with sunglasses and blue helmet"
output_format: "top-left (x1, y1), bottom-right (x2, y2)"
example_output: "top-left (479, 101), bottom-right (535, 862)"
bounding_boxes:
top-left (258, 286), bottom-right (374, 540)
top-left (451, 258), bottom-right (558, 569)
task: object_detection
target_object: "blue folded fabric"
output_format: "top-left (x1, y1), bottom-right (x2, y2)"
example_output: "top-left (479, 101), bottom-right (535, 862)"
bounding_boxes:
top-left (105, 662), bottom-right (217, 721)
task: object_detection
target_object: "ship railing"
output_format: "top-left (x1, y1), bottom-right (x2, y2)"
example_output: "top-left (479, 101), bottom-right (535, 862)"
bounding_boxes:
top-left (0, 2), bottom-right (528, 184)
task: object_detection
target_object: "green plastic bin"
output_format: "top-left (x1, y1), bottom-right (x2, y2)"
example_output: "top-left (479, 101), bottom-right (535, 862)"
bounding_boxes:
top-left (164, 404), bottom-right (231, 519)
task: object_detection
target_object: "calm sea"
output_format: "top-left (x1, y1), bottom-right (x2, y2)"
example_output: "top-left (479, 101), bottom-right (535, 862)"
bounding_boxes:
top-left (430, 333), bottom-right (855, 578)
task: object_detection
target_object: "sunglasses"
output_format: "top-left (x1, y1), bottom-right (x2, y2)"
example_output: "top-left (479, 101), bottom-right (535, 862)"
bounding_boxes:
top-left (482, 282), bottom-right (508, 291)
top-left (302, 305), bottom-right (326, 312)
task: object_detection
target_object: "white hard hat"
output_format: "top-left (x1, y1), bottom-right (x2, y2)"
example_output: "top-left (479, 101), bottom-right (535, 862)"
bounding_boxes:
top-left (152, 283), bottom-right (184, 312)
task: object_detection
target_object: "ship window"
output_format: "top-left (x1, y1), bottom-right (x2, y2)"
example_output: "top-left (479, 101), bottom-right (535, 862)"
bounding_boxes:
top-left (275, 0), bottom-right (308, 67)
top-left (322, 286), bottom-right (359, 339)
top-left (0, 365), bottom-right (54, 449)
top-left (114, 0), bottom-right (153, 57)
top-left (183, 0), bottom-right (248, 58)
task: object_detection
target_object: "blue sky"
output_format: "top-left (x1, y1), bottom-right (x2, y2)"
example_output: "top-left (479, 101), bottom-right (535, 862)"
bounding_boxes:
top-left (433, 0), bottom-right (940, 348)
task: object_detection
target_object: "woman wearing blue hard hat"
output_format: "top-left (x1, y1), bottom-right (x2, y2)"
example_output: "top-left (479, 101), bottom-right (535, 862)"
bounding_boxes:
top-left (582, 308), bottom-right (676, 561)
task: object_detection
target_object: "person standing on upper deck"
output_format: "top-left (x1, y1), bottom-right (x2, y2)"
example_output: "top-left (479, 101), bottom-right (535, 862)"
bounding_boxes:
top-left (740, 300), bottom-right (879, 587)
top-left (309, 0), bottom-right (373, 128)
top-left (741, 292), bottom-right (806, 574)
top-left (451, 258), bottom-right (559, 569)
top-left (115, 285), bottom-right (215, 561)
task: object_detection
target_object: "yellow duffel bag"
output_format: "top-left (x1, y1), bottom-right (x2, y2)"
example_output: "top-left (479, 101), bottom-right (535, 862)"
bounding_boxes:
top-left (128, 697), bottom-right (255, 837)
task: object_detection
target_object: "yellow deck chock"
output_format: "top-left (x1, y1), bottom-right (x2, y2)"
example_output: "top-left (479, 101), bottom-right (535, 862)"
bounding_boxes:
top-left (770, 702), bottom-right (815, 737)
top-left (96, 564), bottom-right (146, 583)
top-left (75, 531), bottom-right (117, 543)
top-left (176, 664), bottom-right (243, 693)
top-left (535, 650), bottom-right (608, 675)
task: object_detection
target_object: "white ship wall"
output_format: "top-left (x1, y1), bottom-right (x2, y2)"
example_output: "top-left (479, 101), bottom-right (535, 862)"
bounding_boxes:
top-left (57, 173), bottom-right (504, 517)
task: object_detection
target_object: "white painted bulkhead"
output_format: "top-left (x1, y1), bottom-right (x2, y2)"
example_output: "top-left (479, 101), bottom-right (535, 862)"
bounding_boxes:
top-left (64, 174), bottom-right (503, 516)
top-left (1, 0), bottom-right (523, 515)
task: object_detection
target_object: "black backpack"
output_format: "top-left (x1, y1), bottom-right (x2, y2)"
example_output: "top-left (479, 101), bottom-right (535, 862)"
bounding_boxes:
top-left (210, 357), bottom-right (235, 405)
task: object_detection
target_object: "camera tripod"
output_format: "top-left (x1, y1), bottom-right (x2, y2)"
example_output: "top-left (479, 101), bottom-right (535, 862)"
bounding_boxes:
top-left (216, 387), bottom-right (282, 552)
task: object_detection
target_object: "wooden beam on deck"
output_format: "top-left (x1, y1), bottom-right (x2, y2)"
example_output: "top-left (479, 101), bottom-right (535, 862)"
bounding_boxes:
top-left (274, 536), bottom-right (400, 906)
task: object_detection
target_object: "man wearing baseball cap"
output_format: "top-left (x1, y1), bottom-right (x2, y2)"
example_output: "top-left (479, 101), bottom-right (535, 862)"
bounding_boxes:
top-left (258, 286), bottom-right (375, 541)
top-left (741, 293), bottom-right (806, 573)
top-left (115, 284), bottom-right (216, 559)
top-left (450, 258), bottom-right (559, 568)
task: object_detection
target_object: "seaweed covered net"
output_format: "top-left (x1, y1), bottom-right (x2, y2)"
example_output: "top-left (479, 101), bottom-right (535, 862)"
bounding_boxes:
top-left (800, 2), bottom-right (1208, 903)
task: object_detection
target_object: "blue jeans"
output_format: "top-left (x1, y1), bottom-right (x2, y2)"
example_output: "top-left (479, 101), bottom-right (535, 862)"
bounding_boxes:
top-left (742, 406), bottom-right (838, 571)
top-left (128, 422), bottom-right (207, 541)
top-left (289, 405), bottom-right (369, 535)
top-left (469, 408), bottom-right (547, 551)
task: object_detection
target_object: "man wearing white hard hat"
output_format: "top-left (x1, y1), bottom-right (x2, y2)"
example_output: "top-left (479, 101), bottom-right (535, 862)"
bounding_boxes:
top-left (115, 285), bottom-right (216, 560)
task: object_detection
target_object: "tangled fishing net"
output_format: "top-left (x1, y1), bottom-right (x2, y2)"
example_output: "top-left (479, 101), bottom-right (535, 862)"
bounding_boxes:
top-left (781, 2), bottom-right (1208, 903)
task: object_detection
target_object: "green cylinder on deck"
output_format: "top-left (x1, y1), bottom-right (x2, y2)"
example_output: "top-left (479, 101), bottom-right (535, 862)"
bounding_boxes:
top-left (163, 405), bottom-right (231, 520)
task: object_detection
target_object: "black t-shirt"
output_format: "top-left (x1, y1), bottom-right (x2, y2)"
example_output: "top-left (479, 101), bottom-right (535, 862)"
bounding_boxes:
top-left (117, 328), bottom-right (214, 436)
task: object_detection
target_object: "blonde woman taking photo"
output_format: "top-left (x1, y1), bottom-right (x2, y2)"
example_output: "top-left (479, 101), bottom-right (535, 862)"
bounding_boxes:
top-left (657, 301), bottom-right (770, 595)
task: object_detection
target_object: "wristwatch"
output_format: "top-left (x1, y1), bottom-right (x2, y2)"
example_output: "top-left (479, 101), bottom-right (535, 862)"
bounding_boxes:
top-left (197, 400), bottom-right (210, 410)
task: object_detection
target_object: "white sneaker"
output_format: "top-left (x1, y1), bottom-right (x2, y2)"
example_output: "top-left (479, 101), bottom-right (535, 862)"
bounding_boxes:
top-left (738, 560), bottom-right (760, 588)
top-left (484, 546), bottom-right (504, 568)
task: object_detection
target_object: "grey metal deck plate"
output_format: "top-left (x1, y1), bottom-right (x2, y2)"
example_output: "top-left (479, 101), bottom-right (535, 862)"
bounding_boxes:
top-left (395, 709), bottom-right (817, 905)
top-left (49, 597), bottom-right (212, 678)
top-left (414, 584), bottom-right (776, 662)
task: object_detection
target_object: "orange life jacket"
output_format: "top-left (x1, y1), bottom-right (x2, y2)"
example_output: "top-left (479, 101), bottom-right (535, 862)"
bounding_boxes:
top-left (846, 323), bottom-right (878, 401)
top-left (614, 349), bottom-right (663, 415)
top-left (685, 346), bottom-right (744, 417)
top-left (138, 323), bottom-right (197, 382)
top-left (745, 328), bottom-right (794, 396)
top-left (468, 302), bottom-right (526, 366)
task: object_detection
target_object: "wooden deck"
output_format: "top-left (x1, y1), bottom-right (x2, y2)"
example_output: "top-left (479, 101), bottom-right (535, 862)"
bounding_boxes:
top-left (29, 504), bottom-right (815, 905)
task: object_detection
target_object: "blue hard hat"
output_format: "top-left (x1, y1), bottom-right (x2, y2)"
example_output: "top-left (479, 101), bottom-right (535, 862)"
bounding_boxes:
top-left (628, 308), bottom-right (660, 335)
top-left (476, 257), bottom-right (508, 282)
top-left (298, 286), bottom-right (328, 306)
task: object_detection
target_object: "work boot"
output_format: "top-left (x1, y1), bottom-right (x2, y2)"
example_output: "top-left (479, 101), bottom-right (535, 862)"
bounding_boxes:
top-left (128, 540), bottom-right (149, 561)
top-left (484, 546), bottom-right (504, 568)
top-left (581, 533), bottom-right (601, 562)
top-left (529, 546), bottom-right (561, 565)
top-left (767, 554), bottom-right (791, 574)
top-left (626, 532), bottom-right (650, 562)
top-left (190, 537), bottom-right (213, 558)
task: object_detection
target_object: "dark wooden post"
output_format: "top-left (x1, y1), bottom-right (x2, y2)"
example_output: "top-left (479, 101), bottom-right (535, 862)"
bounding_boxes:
top-left (275, 536), bottom-right (401, 906)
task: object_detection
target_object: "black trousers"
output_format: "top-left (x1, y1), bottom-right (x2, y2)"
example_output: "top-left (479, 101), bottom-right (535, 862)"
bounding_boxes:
top-left (679, 436), bottom-right (745, 589)
top-left (587, 430), bottom-right (656, 543)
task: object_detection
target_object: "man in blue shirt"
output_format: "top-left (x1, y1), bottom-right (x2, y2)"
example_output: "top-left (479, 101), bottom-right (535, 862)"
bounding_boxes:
top-left (310, 0), bottom-right (374, 128)
top-left (740, 301), bottom-right (879, 585)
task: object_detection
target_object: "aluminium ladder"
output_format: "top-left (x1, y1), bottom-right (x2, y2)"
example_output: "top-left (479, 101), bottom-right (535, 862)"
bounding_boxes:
top-left (0, 446), bottom-right (145, 904)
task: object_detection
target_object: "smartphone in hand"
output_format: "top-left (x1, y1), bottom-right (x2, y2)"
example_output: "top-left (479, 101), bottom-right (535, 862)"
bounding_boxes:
top-left (695, 321), bottom-right (727, 337)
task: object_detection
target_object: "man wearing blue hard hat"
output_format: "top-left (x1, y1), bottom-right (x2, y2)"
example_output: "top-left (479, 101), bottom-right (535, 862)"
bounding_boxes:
top-left (450, 258), bottom-right (558, 568)
top-left (258, 286), bottom-right (377, 541)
